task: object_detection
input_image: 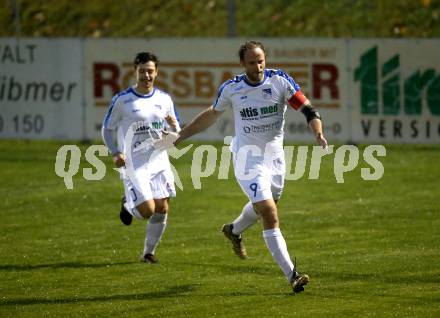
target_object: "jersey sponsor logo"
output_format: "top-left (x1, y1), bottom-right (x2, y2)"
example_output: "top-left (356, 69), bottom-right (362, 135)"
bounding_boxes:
top-left (262, 88), bottom-right (272, 99)
top-left (151, 121), bottom-right (163, 130)
top-left (240, 107), bottom-right (259, 119)
top-left (132, 121), bottom-right (150, 132)
top-left (154, 104), bottom-right (162, 109)
top-left (242, 120), bottom-right (282, 133)
top-left (132, 120), bottom-right (163, 133)
top-left (260, 104), bottom-right (278, 115)
top-left (239, 104), bottom-right (279, 120)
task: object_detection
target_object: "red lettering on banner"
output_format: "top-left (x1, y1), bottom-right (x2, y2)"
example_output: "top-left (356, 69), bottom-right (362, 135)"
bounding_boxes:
top-left (94, 63), bottom-right (120, 98)
top-left (312, 64), bottom-right (339, 99)
top-left (93, 62), bottom-right (341, 109)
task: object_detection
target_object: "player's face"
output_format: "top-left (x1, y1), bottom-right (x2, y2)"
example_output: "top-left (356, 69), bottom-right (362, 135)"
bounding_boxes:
top-left (135, 61), bottom-right (158, 93)
top-left (241, 47), bottom-right (265, 83)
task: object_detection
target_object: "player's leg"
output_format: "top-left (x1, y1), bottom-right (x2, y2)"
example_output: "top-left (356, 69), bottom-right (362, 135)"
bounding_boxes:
top-left (141, 170), bottom-right (175, 263)
top-left (222, 158), bottom-right (272, 259)
top-left (135, 200), bottom-right (155, 219)
top-left (121, 199), bottom-right (155, 220)
top-left (264, 172), bottom-right (309, 293)
top-left (119, 196), bottom-right (133, 225)
top-left (231, 201), bottom-right (260, 235)
top-left (221, 200), bottom-right (259, 259)
top-left (254, 198), bottom-right (309, 292)
top-left (141, 198), bottom-right (169, 263)
top-left (123, 183), bottom-right (155, 219)
top-left (229, 152), bottom-right (263, 234)
top-left (121, 171), bottom-right (155, 222)
top-left (253, 198), bottom-right (295, 278)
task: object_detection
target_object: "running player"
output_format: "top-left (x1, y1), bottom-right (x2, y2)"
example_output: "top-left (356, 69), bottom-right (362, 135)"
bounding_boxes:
top-left (175, 41), bottom-right (327, 293)
top-left (102, 52), bottom-right (180, 264)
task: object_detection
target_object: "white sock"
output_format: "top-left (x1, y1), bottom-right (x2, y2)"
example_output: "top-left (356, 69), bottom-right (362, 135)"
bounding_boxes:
top-left (144, 213), bottom-right (168, 255)
top-left (231, 202), bottom-right (259, 235)
top-left (263, 228), bottom-right (294, 280)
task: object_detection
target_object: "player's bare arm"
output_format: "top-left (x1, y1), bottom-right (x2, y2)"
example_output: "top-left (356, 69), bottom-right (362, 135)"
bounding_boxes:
top-left (298, 102), bottom-right (328, 149)
top-left (287, 86), bottom-right (327, 149)
top-left (309, 118), bottom-right (328, 149)
top-left (175, 106), bottom-right (223, 144)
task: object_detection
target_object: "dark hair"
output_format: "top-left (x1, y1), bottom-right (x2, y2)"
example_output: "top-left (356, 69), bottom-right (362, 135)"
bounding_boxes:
top-left (134, 52), bottom-right (159, 69)
top-left (238, 41), bottom-right (266, 61)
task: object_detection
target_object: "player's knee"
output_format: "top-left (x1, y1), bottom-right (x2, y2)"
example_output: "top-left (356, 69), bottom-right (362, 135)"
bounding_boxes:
top-left (254, 201), bottom-right (277, 215)
top-left (138, 208), bottom-right (153, 219)
top-left (262, 210), bottom-right (278, 224)
top-left (155, 207), bottom-right (168, 214)
top-left (258, 205), bottom-right (279, 225)
top-left (136, 202), bottom-right (154, 219)
top-left (154, 199), bottom-right (169, 214)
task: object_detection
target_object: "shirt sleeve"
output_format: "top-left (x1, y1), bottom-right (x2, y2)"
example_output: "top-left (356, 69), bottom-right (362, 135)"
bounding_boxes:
top-left (102, 94), bottom-right (122, 130)
top-left (277, 70), bottom-right (310, 110)
top-left (165, 97), bottom-right (181, 132)
top-left (212, 80), bottom-right (233, 112)
top-left (101, 127), bottom-right (119, 155)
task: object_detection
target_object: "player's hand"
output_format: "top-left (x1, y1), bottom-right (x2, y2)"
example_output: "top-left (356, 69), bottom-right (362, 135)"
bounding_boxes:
top-left (316, 133), bottom-right (328, 150)
top-left (165, 115), bottom-right (178, 132)
top-left (112, 152), bottom-right (126, 167)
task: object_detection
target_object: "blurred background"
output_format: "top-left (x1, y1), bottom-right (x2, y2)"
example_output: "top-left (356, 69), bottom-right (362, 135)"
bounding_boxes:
top-left (2, 0), bottom-right (439, 38)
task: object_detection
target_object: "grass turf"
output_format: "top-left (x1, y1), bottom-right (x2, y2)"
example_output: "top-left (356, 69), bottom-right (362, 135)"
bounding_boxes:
top-left (0, 140), bottom-right (439, 317)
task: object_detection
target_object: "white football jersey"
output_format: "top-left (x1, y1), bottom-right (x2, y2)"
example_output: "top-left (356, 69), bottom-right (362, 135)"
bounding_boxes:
top-left (213, 69), bottom-right (304, 157)
top-left (103, 87), bottom-right (180, 172)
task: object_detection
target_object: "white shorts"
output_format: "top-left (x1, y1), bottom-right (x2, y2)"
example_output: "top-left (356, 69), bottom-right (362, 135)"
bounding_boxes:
top-left (232, 152), bottom-right (285, 203)
top-left (122, 168), bottom-right (176, 209)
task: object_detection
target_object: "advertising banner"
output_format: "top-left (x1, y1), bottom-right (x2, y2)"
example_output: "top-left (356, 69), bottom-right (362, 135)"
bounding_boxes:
top-left (0, 38), bottom-right (83, 139)
top-left (84, 38), bottom-right (349, 142)
top-left (1, 38), bottom-right (438, 144)
top-left (350, 39), bottom-right (440, 144)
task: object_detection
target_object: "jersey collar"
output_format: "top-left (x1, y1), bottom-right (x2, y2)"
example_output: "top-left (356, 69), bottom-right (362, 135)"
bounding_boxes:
top-left (243, 70), bottom-right (268, 87)
top-left (130, 87), bottom-right (156, 98)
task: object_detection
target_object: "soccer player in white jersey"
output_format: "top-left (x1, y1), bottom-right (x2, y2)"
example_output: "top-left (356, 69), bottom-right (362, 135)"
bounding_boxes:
top-left (102, 52), bottom-right (180, 264)
top-left (175, 41), bottom-right (327, 293)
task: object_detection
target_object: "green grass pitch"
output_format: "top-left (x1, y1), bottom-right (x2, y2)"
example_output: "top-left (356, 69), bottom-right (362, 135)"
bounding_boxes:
top-left (1, 140), bottom-right (439, 317)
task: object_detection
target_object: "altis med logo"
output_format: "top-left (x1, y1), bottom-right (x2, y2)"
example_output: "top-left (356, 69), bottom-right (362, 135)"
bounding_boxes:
top-left (354, 46), bottom-right (440, 141)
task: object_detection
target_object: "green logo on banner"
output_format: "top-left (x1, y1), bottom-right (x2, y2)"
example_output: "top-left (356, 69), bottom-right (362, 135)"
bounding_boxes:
top-left (354, 46), bottom-right (440, 116)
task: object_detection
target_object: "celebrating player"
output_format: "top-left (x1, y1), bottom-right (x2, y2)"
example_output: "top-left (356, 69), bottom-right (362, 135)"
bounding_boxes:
top-left (102, 52), bottom-right (180, 264)
top-left (175, 41), bottom-right (327, 293)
